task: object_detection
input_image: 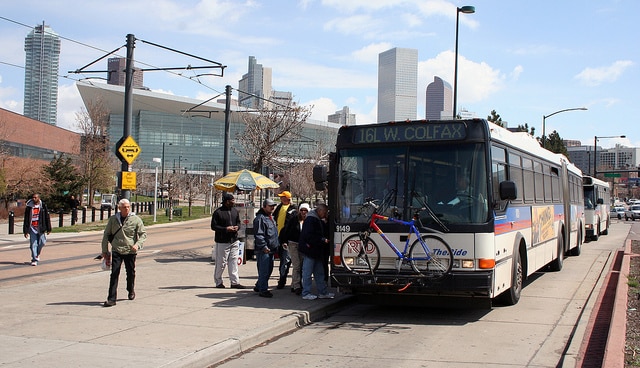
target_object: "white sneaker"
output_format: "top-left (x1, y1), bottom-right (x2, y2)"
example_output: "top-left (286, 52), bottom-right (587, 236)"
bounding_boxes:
top-left (302, 294), bottom-right (317, 300)
top-left (35, 256), bottom-right (40, 261)
top-left (31, 261), bottom-right (37, 266)
top-left (318, 293), bottom-right (335, 299)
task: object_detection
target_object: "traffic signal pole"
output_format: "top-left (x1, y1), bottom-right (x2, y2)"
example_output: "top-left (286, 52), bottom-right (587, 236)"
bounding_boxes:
top-left (119, 34), bottom-right (135, 201)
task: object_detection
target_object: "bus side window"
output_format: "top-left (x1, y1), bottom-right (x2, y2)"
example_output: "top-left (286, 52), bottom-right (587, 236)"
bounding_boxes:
top-left (491, 146), bottom-right (508, 211)
top-left (492, 162), bottom-right (508, 211)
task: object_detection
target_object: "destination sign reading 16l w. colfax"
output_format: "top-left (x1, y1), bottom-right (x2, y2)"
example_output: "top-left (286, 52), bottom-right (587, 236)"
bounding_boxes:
top-left (352, 122), bottom-right (467, 144)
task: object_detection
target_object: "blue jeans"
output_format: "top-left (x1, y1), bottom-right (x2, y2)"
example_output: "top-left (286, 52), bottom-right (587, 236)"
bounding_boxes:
top-left (301, 255), bottom-right (328, 297)
top-left (255, 250), bottom-right (274, 292)
top-left (29, 230), bottom-right (46, 262)
top-left (278, 246), bottom-right (291, 283)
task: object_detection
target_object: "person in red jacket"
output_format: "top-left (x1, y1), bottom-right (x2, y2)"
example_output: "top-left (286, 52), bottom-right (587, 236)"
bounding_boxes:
top-left (23, 193), bottom-right (51, 266)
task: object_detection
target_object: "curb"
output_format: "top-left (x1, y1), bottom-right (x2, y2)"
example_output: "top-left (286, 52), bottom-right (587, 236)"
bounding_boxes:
top-left (162, 295), bottom-right (354, 368)
top-left (576, 238), bottom-right (630, 367)
top-left (603, 239), bottom-right (630, 367)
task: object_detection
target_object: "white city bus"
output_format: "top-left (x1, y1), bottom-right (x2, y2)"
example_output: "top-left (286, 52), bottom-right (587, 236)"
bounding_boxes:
top-left (320, 119), bottom-right (585, 306)
top-left (582, 175), bottom-right (610, 240)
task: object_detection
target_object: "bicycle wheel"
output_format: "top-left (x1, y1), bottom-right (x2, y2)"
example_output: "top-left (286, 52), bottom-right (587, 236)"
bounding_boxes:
top-left (409, 235), bottom-right (453, 279)
top-left (340, 234), bottom-right (381, 273)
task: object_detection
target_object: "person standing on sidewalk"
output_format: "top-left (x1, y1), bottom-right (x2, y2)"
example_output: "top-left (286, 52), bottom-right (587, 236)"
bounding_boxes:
top-left (253, 198), bottom-right (279, 298)
top-left (69, 195), bottom-right (80, 224)
top-left (23, 193), bottom-right (52, 266)
top-left (101, 199), bottom-right (147, 307)
top-left (211, 193), bottom-right (245, 289)
top-left (299, 202), bottom-right (334, 300)
top-left (280, 202), bottom-right (309, 295)
top-left (273, 190), bottom-right (297, 289)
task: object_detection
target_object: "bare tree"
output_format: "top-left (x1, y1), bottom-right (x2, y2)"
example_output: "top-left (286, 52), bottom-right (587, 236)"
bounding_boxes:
top-left (0, 118), bottom-right (52, 209)
top-left (183, 173), bottom-right (208, 216)
top-left (0, 117), bottom-right (14, 202)
top-left (288, 161), bottom-right (316, 202)
top-left (75, 99), bottom-right (118, 207)
top-left (234, 101), bottom-right (312, 173)
top-left (2, 157), bottom-right (52, 206)
top-left (278, 132), bottom-right (332, 203)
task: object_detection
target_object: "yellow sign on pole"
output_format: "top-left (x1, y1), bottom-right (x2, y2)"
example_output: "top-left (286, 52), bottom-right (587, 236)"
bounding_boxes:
top-left (121, 172), bottom-right (137, 190)
top-left (117, 136), bottom-right (141, 165)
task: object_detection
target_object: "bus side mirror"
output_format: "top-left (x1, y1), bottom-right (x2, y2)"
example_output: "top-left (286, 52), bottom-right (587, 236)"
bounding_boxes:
top-left (499, 180), bottom-right (517, 200)
top-left (313, 165), bottom-right (328, 191)
top-left (313, 165), bottom-right (327, 182)
top-left (597, 198), bottom-right (604, 205)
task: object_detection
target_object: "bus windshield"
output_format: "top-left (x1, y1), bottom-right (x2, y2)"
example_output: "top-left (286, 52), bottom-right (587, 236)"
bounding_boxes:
top-left (337, 142), bottom-right (490, 226)
top-left (583, 186), bottom-right (595, 209)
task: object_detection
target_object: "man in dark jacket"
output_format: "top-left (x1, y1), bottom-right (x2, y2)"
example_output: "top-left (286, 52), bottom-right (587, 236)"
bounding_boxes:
top-left (23, 193), bottom-right (52, 266)
top-left (299, 202), bottom-right (334, 300)
top-left (211, 193), bottom-right (245, 289)
top-left (253, 198), bottom-right (279, 298)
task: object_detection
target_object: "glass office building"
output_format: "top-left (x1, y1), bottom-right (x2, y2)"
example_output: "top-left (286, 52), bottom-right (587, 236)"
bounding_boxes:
top-left (76, 82), bottom-right (338, 176)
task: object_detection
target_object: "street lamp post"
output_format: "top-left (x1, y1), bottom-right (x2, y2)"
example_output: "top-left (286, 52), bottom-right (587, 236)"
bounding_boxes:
top-left (594, 135), bottom-right (625, 177)
top-left (173, 156), bottom-right (186, 173)
top-left (152, 158), bottom-right (161, 222)
top-left (541, 107), bottom-right (587, 148)
top-left (453, 5), bottom-right (475, 119)
top-left (160, 142), bottom-right (172, 194)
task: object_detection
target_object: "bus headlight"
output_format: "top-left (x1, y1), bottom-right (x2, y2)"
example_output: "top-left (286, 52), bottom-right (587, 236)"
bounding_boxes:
top-left (453, 260), bottom-right (475, 268)
top-left (461, 260), bottom-right (475, 268)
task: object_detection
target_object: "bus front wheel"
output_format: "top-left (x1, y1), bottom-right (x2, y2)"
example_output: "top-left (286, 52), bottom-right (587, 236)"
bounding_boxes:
top-left (498, 249), bottom-right (523, 306)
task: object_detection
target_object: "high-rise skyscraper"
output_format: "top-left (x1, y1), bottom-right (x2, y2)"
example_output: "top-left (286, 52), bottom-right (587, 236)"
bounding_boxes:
top-left (425, 76), bottom-right (453, 120)
top-left (238, 56), bottom-right (294, 109)
top-left (377, 47), bottom-right (418, 123)
top-left (107, 57), bottom-right (144, 88)
top-left (238, 56), bottom-right (272, 109)
top-left (23, 23), bottom-right (60, 125)
top-left (328, 106), bottom-right (356, 126)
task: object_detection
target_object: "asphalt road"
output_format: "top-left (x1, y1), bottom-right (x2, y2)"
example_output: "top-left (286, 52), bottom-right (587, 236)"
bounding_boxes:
top-left (212, 221), bottom-right (630, 368)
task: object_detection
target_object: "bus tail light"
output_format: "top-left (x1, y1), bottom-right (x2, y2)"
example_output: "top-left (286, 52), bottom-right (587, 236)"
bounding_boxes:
top-left (478, 258), bottom-right (496, 269)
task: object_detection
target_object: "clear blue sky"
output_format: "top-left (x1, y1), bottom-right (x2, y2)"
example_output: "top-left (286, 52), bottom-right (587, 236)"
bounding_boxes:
top-left (0, 0), bottom-right (637, 148)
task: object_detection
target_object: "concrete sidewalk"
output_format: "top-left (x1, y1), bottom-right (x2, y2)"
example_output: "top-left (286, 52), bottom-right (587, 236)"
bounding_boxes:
top-left (0, 231), bottom-right (350, 368)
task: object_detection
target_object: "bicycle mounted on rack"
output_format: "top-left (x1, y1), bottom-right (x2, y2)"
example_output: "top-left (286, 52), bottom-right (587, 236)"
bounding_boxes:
top-left (337, 189), bottom-right (454, 291)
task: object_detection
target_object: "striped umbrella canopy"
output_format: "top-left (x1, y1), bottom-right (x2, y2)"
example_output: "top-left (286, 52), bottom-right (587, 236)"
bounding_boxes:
top-left (213, 169), bottom-right (279, 192)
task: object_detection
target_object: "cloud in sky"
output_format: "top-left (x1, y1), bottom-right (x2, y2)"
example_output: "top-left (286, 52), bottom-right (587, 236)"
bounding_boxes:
top-left (575, 60), bottom-right (634, 86)
top-left (350, 42), bottom-right (393, 63)
top-left (510, 65), bottom-right (524, 81)
top-left (306, 96), bottom-right (337, 121)
top-left (419, 50), bottom-right (503, 105)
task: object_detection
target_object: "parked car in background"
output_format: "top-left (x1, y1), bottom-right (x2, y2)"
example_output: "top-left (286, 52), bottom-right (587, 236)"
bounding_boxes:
top-left (611, 206), bottom-right (625, 219)
top-left (625, 205), bottom-right (640, 221)
top-left (100, 194), bottom-right (117, 211)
